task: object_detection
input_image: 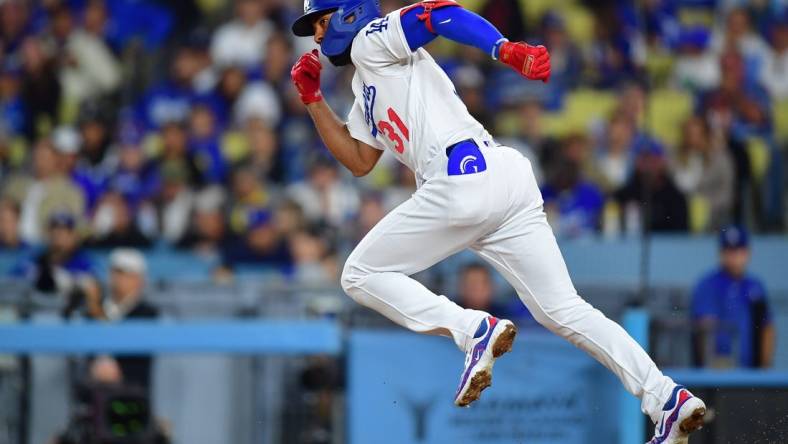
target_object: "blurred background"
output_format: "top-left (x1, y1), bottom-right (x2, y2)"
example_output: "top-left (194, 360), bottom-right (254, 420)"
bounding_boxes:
top-left (0, 0), bottom-right (787, 443)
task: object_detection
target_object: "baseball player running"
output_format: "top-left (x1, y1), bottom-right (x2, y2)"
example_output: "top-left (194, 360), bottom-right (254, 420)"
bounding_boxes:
top-left (290, 0), bottom-right (706, 442)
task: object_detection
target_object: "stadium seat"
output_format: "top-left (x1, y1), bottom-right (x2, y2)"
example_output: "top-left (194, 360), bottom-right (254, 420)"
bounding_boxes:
top-left (746, 136), bottom-right (771, 183)
top-left (221, 130), bottom-right (248, 163)
top-left (688, 194), bottom-right (711, 234)
top-left (521, 0), bottom-right (573, 26)
top-left (774, 99), bottom-right (788, 144)
top-left (562, 5), bottom-right (594, 45)
top-left (677, 6), bottom-right (716, 28)
top-left (644, 50), bottom-right (675, 88)
top-left (646, 89), bottom-right (693, 149)
top-left (550, 89), bottom-right (617, 137)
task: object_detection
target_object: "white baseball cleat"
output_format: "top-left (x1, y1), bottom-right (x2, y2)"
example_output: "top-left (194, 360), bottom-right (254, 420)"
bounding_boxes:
top-left (646, 385), bottom-right (707, 444)
top-left (454, 316), bottom-right (517, 407)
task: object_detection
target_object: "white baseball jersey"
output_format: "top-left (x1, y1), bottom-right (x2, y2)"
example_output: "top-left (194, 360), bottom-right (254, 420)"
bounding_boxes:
top-left (345, 9), bottom-right (493, 186)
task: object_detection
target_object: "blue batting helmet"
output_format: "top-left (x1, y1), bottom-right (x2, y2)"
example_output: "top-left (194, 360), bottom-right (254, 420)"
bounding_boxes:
top-left (292, 0), bottom-right (381, 57)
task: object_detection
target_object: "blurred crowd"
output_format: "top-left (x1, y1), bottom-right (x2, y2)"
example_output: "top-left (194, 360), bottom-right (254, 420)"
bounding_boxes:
top-left (0, 0), bottom-right (787, 287)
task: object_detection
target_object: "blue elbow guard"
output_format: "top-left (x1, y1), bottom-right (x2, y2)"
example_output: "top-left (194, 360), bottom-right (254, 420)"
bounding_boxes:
top-left (401, 1), bottom-right (505, 58)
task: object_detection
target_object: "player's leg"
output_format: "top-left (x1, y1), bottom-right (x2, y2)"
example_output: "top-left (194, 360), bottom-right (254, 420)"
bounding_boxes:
top-left (342, 175), bottom-right (519, 406)
top-left (472, 208), bottom-right (677, 421)
top-left (340, 182), bottom-right (491, 352)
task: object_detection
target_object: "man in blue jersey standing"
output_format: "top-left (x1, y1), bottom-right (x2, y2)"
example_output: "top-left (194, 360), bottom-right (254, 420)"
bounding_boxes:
top-left (692, 225), bottom-right (775, 368)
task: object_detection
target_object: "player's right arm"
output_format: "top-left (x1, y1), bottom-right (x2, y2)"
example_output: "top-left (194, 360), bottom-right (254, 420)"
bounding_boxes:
top-left (291, 50), bottom-right (383, 177)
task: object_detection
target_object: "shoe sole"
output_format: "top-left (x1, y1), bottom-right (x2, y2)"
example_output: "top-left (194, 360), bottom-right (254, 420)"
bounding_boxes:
top-left (456, 323), bottom-right (518, 407)
top-left (679, 407), bottom-right (706, 434)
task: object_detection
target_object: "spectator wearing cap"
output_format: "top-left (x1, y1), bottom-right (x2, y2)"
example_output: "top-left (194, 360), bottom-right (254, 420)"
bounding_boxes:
top-left (88, 248), bottom-right (158, 391)
top-left (3, 137), bottom-right (85, 244)
top-left (210, 0), bottom-right (274, 69)
top-left (11, 211), bottom-right (99, 308)
top-left (672, 26), bottom-right (720, 92)
top-left (614, 140), bottom-right (688, 233)
top-left (51, 125), bottom-right (103, 210)
top-left (157, 119), bottom-right (201, 187)
top-left (109, 121), bottom-right (161, 207)
top-left (760, 16), bottom-right (788, 100)
top-left (72, 102), bottom-right (115, 210)
top-left (216, 208), bottom-right (293, 281)
top-left (691, 226), bottom-right (774, 368)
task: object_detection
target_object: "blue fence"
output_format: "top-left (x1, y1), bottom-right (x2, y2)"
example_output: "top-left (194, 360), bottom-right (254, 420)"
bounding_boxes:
top-left (4, 316), bottom-right (788, 444)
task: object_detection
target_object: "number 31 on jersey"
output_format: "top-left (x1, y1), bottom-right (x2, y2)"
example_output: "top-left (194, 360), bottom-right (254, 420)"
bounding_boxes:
top-left (378, 107), bottom-right (409, 154)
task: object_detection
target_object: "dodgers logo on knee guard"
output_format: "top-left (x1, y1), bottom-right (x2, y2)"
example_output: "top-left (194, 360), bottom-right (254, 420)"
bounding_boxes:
top-left (447, 142), bottom-right (487, 176)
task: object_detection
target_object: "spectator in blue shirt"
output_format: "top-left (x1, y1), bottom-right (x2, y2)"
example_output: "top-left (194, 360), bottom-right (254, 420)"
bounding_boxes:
top-left (216, 209), bottom-right (293, 281)
top-left (542, 135), bottom-right (605, 238)
top-left (691, 225), bottom-right (775, 368)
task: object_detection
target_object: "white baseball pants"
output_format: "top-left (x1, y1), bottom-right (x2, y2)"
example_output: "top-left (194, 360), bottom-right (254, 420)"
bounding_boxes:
top-left (341, 143), bottom-right (675, 420)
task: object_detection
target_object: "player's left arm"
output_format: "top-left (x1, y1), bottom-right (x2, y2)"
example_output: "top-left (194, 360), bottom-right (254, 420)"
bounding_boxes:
top-left (399, 1), bottom-right (550, 82)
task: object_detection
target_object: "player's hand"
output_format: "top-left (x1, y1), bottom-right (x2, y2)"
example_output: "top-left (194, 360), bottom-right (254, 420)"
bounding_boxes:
top-left (291, 49), bottom-right (323, 105)
top-left (499, 42), bottom-right (551, 83)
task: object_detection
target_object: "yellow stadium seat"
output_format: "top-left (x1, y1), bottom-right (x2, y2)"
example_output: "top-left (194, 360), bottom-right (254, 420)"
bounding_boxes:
top-left (9, 137), bottom-right (28, 168)
top-left (196, 0), bottom-right (227, 14)
top-left (493, 111), bottom-right (520, 137)
top-left (746, 136), bottom-right (771, 182)
top-left (677, 7), bottom-right (715, 28)
top-left (221, 130), bottom-right (249, 164)
top-left (562, 5), bottom-right (594, 45)
top-left (143, 133), bottom-right (163, 159)
top-left (58, 98), bottom-right (80, 126)
top-left (644, 50), bottom-right (675, 89)
top-left (646, 88), bottom-right (693, 149)
top-left (521, 0), bottom-right (574, 26)
top-left (553, 89), bottom-right (617, 136)
top-left (688, 194), bottom-right (711, 234)
top-left (774, 99), bottom-right (788, 144)
top-left (541, 112), bottom-right (571, 137)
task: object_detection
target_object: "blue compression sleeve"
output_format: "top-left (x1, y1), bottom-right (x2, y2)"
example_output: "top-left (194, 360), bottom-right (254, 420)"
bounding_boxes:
top-left (401, 5), bottom-right (506, 59)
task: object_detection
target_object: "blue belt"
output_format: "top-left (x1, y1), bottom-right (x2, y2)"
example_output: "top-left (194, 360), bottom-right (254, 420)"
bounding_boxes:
top-left (446, 139), bottom-right (489, 176)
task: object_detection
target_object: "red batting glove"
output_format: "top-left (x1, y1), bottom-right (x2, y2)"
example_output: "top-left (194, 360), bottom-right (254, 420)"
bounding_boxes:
top-left (498, 42), bottom-right (551, 83)
top-left (291, 49), bottom-right (323, 105)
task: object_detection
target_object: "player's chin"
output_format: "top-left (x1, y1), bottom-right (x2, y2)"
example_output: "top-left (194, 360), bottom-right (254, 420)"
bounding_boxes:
top-left (326, 45), bottom-right (353, 67)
